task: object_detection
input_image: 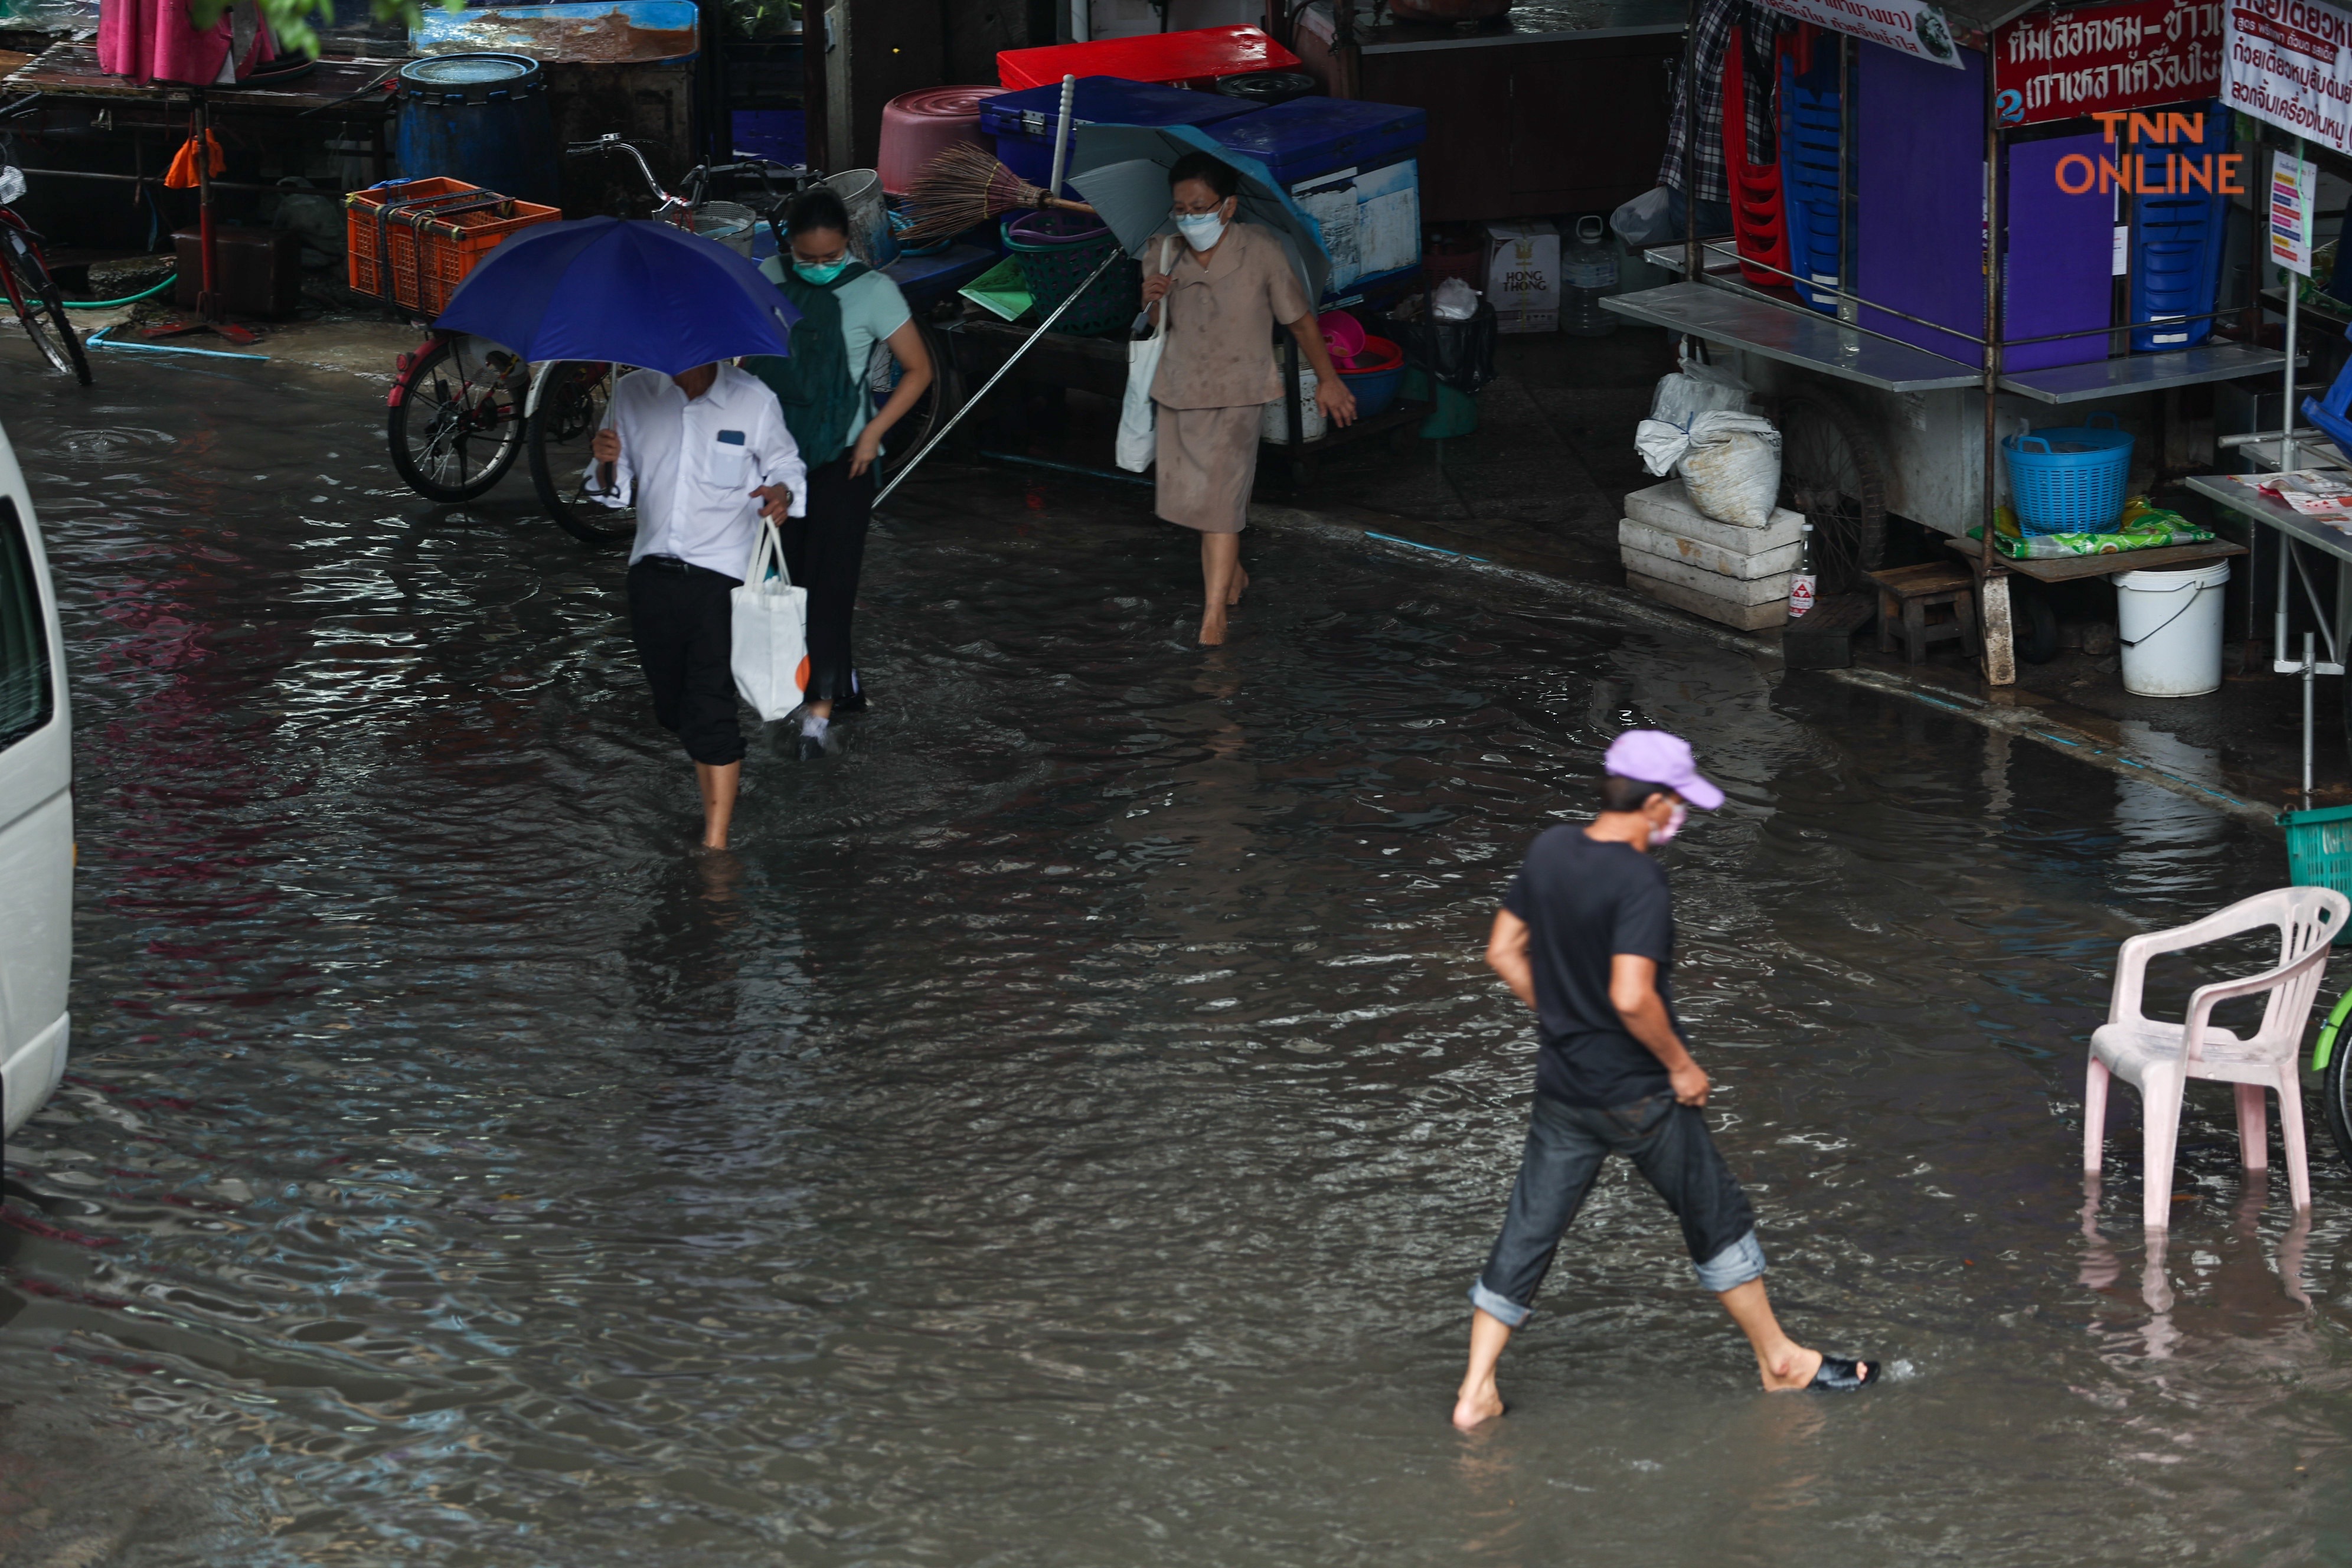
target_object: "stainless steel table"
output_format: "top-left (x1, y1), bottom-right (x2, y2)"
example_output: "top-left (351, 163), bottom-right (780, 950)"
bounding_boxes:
top-left (2181, 471), bottom-right (2352, 795)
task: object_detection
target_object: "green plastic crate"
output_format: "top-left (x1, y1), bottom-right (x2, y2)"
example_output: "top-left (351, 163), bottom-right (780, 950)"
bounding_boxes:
top-left (2284, 801), bottom-right (2352, 941)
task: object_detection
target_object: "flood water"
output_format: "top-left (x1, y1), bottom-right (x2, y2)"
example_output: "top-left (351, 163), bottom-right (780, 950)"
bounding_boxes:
top-left (2, 354), bottom-right (2345, 1565)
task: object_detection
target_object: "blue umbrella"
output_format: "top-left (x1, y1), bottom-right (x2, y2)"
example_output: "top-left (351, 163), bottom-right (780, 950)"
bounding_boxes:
top-left (433, 216), bottom-right (799, 374)
top-left (1066, 123), bottom-right (1330, 304)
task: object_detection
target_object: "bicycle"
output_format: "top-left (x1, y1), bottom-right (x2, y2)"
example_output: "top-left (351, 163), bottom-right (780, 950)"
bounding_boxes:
top-left (0, 94), bottom-right (92, 386)
top-left (386, 334), bottom-right (525, 502)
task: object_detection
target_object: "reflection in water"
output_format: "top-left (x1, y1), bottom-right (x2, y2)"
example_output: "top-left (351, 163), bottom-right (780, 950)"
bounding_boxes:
top-left (2, 360), bottom-right (2351, 1564)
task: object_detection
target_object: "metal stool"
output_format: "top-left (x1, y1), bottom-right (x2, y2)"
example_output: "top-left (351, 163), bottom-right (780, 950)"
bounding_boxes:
top-left (1866, 562), bottom-right (1980, 664)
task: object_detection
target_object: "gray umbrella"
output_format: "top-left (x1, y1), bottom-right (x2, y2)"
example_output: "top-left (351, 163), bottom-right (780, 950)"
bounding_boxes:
top-left (1066, 122), bottom-right (1331, 305)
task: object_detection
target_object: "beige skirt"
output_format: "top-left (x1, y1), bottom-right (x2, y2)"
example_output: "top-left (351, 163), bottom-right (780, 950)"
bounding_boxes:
top-left (1154, 402), bottom-right (1260, 535)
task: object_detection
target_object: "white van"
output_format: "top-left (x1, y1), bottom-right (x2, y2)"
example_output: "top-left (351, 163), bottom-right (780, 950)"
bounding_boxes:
top-left (0, 420), bottom-right (70, 1137)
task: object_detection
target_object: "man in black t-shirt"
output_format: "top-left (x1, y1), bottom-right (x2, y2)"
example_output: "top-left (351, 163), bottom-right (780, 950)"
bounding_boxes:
top-left (1451, 730), bottom-right (1877, 1430)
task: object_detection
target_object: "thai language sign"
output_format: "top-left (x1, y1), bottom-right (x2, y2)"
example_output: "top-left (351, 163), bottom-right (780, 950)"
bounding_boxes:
top-left (1753, 0), bottom-right (1964, 68)
top-left (1994, 1), bottom-right (2225, 126)
top-left (2225, 0), bottom-right (2352, 156)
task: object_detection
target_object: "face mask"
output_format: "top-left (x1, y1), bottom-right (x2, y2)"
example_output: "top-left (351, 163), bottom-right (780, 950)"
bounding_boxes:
top-left (1651, 803), bottom-right (1688, 847)
top-left (793, 257), bottom-right (849, 285)
top-left (1175, 211), bottom-right (1227, 250)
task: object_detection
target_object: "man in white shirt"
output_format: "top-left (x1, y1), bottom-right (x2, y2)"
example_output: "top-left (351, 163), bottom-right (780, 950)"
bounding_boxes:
top-left (588, 361), bottom-right (806, 850)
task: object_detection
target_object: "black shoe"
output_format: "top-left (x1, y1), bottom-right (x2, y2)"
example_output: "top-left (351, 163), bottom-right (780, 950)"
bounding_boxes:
top-left (833, 672), bottom-right (869, 714)
top-left (796, 733), bottom-right (827, 761)
top-left (1806, 1355), bottom-right (1881, 1392)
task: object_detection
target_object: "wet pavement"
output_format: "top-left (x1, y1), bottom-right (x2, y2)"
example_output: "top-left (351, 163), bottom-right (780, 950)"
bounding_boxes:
top-left (4, 347), bottom-right (2351, 1566)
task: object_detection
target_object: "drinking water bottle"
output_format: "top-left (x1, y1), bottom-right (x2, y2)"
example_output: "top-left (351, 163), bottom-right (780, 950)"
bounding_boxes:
top-left (1788, 522), bottom-right (1817, 619)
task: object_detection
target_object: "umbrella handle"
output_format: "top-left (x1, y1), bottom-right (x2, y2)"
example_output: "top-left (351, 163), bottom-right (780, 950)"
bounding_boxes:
top-left (873, 244), bottom-right (1128, 509)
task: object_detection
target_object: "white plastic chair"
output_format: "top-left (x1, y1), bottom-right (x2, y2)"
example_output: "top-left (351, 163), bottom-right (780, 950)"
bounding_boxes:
top-left (2085, 886), bottom-right (2348, 1231)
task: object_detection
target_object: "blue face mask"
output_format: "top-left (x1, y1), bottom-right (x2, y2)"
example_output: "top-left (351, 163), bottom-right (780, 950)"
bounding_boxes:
top-left (1174, 210), bottom-right (1227, 251)
top-left (793, 257), bottom-right (849, 285)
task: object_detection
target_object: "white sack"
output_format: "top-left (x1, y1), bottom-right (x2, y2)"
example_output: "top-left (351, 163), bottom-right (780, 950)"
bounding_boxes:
top-left (731, 523), bottom-right (810, 722)
top-left (1674, 411), bottom-right (1782, 530)
top-left (1648, 351), bottom-right (1752, 429)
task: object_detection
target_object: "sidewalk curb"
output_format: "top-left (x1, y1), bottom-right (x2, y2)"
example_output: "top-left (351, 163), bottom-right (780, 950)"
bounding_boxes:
top-left (1247, 501), bottom-right (2281, 833)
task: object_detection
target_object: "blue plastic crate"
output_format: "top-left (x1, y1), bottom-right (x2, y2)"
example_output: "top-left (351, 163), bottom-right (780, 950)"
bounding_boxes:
top-left (2130, 102), bottom-right (2227, 352)
top-left (1778, 53), bottom-right (1841, 313)
top-left (2003, 411), bottom-right (2133, 533)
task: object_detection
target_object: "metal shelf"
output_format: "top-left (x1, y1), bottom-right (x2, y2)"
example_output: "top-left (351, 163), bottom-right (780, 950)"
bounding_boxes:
top-left (1599, 283), bottom-right (1982, 393)
top-left (1997, 342), bottom-right (2291, 404)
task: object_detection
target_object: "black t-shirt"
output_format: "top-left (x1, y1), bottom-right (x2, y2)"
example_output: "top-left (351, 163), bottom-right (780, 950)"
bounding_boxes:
top-left (1501, 825), bottom-right (1678, 1108)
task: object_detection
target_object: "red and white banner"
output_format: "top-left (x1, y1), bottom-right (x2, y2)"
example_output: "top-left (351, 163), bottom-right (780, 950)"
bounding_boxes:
top-left (1753, 0), bottom-right (1965, 68)
top-left (1995, 1), bottom-right (2226, 125)
top-left (2225, 0), bottom-right (2352, 156)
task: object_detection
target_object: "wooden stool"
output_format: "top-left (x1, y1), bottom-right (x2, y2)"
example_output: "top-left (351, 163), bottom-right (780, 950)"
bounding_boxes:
top-left (1865, 562), bottom-right (1980, 664)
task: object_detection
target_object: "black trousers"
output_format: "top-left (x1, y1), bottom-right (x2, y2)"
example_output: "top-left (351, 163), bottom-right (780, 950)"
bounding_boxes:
top-left (775, 455), bottom-right (874, 705)
top-left (626, 558), bottom-right (744, 766)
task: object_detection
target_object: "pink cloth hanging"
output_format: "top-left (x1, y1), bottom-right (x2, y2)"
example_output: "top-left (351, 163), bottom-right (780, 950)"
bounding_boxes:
top-left (98, 0), bottom-right (276, 88)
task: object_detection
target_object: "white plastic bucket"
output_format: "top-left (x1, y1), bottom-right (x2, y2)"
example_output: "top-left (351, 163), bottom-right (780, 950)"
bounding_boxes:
top-left (1261, 368), bottom-right (1327, 444)
top-left (692, 200), bottom-right (759, 257)
top-left (2115, 558), bottom-right (2230, 697)
top-left (820, 169), bottom-right (899, 266)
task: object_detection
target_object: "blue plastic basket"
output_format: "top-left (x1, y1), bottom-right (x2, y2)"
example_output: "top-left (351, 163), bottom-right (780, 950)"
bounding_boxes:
top-left (2003, 411), bottom-right (2133, 534)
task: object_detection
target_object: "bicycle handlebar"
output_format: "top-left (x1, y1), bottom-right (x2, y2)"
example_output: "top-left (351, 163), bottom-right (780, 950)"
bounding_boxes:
top-left (0, 93), bottom-right (45, 122)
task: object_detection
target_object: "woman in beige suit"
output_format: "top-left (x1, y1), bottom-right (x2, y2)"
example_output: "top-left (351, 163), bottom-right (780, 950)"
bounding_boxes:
top-left (1141, 151), bottom-right (1356, 646)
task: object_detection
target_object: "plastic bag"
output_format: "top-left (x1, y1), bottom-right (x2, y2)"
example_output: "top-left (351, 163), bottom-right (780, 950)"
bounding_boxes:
top-left (1116, 239), bottom-right (1174, 472)
top-left (1649, 349), bottom-right (1752, 428)
top-left (1611, 187), bottom-right (1672, 249)
top-left (1675, 411), bottom-right (1782, 528)
top-left (1432, 277), bottom-right (1479, 321)
top-left (730, 522), bottom-right (810, 722)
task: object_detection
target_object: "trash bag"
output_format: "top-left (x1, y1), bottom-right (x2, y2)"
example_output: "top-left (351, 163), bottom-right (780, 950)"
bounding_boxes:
top-left (1676, 411), bottom-right (1783, 528)
top-left (1648, 349), bottom-right (1752, 428)
top-left (1431, 277), bottom-right (1479, 320)
top-left (1384, 298), bottom-right (1498, 397)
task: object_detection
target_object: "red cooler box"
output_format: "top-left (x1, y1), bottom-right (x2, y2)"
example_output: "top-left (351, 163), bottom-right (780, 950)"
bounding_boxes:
top-left (997, 25), bottom-right (1299, 91)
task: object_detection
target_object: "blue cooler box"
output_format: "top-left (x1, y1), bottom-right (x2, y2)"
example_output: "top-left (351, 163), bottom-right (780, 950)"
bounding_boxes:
top-left (1207, 96), bottom-right (1425, 304)
top-left (979, 76), bottom-right (1259, 195)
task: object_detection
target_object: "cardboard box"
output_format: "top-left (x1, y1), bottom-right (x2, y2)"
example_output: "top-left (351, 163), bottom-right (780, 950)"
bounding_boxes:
top-left (1482, 220), bottom-right (1559, 334)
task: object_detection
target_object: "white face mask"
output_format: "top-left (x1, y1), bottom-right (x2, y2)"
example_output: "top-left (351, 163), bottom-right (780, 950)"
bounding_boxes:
top-left (1650, 803), bottom-right (1688, 846)
top-left (1175, 210), bottom-right (1227, 250)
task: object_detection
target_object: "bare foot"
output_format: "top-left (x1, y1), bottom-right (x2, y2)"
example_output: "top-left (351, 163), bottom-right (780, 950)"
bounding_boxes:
top-left (1198, 610), bottom-right (1227, 646)
top-left (1759, 1344), bottom-right (1828, 1391)
top-left (1227, 565), bottom-right (1250, 606)
top-left (1452, 1379), bottom-right (1505, 1431)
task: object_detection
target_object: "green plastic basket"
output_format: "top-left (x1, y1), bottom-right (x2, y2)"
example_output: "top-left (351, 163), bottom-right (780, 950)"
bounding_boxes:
top-left (1002, 214), bottom-right (1138, 337)
top-left (2284, 801), bottom-right (2352, 941)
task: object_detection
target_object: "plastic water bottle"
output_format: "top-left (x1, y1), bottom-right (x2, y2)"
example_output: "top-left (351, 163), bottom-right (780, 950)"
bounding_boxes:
top-left (1561, 214), bottom-right (1619, 338)
top-left (1788, 522), bottom-right (1817, 619)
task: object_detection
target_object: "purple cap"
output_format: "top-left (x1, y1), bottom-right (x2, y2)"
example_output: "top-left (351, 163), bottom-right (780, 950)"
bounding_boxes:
top-left (1603, 730), bottom-right (1724, 811)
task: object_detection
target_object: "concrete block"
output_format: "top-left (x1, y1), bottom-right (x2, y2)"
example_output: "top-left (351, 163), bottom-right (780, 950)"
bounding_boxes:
top-left (1623, 480), bottom-right (1806, 552)
top-left (1619, 520), bottom-right (1806, 581)
top-left (1626, 570), bottom-right (1791, 631)
top-left (1620, 547), bottom-right (1791, 607)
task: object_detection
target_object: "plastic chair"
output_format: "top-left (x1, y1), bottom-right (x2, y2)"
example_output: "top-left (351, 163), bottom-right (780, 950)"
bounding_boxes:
top-left (2084, 886), bottom-right (2347, 1231)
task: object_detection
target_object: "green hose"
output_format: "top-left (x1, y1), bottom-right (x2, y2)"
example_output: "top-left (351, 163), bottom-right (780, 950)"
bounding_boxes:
top-left (61, 272), bottom-right (179, 309)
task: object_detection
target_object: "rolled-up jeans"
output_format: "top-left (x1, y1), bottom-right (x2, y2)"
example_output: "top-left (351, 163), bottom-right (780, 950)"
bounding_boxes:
top-left (1469, 1090), bottom-right (1765, 1328)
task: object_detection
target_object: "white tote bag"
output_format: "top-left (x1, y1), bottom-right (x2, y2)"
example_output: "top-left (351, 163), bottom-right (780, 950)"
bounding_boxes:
top-left (730, 522), bottom-right (810, 722)
top-left (1115, 238), bottom-right (1175, 473)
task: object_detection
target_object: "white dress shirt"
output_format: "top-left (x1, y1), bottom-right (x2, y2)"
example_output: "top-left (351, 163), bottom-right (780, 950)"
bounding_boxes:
top-left (587, 365), bottom-right (808, 579)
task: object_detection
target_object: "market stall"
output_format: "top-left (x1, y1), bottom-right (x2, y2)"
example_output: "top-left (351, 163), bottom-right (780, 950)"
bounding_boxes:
top-left (1599, 0), bottom-right (2285, 682)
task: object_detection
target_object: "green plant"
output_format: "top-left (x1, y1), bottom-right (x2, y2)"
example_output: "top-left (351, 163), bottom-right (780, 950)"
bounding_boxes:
top-left (187, 0), bottom-right (468, 61)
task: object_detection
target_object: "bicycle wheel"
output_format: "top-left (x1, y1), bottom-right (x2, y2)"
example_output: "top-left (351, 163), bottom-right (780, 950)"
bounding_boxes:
top-left (2319, 989), bottom-right (2352, 1172)
top-left (870, 314), bottom-right (961, 478)
top-left (526, 361), bottom-right (636, 545)
top-left (1778, 389), bottom-right (1885, 594)
top-left (388, 337), bottom-right (524, 502)
top-left (7, 234), bottom-right (92, 386)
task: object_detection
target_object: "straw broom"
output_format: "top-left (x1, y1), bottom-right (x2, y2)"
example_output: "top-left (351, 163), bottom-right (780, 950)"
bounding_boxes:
top-left (896, 142), bottom-right (1097, 247)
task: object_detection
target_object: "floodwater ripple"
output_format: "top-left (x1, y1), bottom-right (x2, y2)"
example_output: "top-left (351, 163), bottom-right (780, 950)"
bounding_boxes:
top-left (0, 361), bottom-right (2346, 1566)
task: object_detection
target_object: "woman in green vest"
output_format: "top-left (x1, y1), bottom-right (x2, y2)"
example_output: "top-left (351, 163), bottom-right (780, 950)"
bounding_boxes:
top-left (746, 187), bottom-right (934, 761)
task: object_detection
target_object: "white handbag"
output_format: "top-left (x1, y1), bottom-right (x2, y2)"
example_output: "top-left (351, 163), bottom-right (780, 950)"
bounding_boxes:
top-left (1115, 237), bottom-right (1175, 473)
top-left (730, 522), bottom-right (810, 723)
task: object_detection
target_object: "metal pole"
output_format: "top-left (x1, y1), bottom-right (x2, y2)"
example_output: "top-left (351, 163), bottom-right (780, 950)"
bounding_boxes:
top-left (1682, 0), bottom-right (1700, 283)
top-left (1836, 31), bottom-right (1853, 324)
top-left (2284, 136), bottom-right (2304, 475)
top-left (1979, 54), bottom-right (2014, 686)
top-left (2305, 629), bottom-right (2317, 802)
top-left (874, 244), bottom-right (1129, 507)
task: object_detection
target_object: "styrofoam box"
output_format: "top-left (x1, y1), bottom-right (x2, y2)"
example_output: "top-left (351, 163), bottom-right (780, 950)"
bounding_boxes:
top-left (1620, 520), bottom-right (1804, 580)
top-left (1623, 480), bottom-right (1807, 549)
top-left (1628, 570), bottom-right (1791, 631)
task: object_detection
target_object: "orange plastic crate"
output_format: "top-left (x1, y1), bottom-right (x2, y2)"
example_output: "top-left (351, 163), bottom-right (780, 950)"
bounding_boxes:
top-left (346, 178), bottom-right (561, 315)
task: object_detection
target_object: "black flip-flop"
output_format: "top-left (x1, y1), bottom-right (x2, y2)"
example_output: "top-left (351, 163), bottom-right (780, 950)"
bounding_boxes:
top-left (1807, 1355), bottom-right (1880, 1392)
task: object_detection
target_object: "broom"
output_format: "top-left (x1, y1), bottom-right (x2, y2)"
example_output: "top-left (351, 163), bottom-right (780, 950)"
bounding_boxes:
top-left (896, 142), bottom-right (1098, 248)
